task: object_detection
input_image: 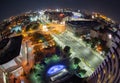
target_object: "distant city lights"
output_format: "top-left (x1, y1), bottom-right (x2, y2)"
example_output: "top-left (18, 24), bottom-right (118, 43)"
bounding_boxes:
top-left (30, 16), bottom-right (38, 22)
top-left (11, 26), bottom-right (22, 33)
top-left (56, 9), bottom-right (59, 12)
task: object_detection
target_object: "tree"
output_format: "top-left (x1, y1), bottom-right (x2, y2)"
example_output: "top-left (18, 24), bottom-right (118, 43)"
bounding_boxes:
top-left (63, 46), bottom-right (70, 53)
top-left (73, 57), bottom-right (81, 64)
top-left (63, 46), bottom-right (71, 58)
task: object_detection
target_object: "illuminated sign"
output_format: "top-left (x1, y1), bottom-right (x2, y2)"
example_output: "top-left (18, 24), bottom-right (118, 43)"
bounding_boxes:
top-left (47, 65), bottom-right (65, 75)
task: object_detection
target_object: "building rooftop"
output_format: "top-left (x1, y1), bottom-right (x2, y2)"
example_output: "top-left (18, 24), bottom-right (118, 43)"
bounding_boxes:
top-left (66, 20), bottom-right (101, 28)
top-left (0, 35), bottom-right (22, 65)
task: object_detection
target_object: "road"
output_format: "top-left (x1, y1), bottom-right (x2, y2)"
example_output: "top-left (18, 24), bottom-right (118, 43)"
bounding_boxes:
top-left (52, 30), bottom-right (104, 77)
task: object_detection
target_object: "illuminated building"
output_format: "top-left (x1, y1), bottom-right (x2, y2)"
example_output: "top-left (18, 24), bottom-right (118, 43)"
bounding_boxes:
top-left (65, 20), bottom-right (100, 36)
top-left (88, 30), bottom-right (120, 83)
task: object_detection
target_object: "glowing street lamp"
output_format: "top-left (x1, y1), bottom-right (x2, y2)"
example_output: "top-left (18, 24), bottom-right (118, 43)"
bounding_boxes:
top-left (42, 25), bottom-right (48, 31)
top-left (108, 34), bottom-right (112, 39)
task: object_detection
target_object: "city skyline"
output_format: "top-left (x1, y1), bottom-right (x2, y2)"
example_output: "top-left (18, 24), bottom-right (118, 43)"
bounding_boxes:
top-left (0, 0), bottom-right (120, 22)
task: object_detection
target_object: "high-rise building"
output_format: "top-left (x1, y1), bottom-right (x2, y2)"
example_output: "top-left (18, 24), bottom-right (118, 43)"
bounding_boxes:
top-left (88, 30), bottom-right (120, 83)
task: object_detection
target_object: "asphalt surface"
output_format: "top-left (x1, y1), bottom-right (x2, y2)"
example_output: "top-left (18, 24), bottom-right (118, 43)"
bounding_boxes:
top-left (52, 30), bottom-right (104, 77)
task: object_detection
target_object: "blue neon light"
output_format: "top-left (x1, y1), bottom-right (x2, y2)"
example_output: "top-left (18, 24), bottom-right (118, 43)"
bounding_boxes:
top-left (47, 65), bottom-right (65, 75)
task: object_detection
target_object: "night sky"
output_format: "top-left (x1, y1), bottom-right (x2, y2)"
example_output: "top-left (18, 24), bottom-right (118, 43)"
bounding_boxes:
top-left (0, 0), bottom-right (120, 23)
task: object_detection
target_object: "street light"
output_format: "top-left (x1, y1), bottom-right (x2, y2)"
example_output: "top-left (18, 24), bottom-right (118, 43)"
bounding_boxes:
top-left (43, 25), bottom-right (48, 31)
top-left (108, 34), bottom-right (112, 39)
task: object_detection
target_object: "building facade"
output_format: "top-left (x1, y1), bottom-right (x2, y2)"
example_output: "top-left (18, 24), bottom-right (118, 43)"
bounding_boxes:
top-left (65, 20), bottom-right (100, 36)
top-left (88, 30), bottom-right (120, 83)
